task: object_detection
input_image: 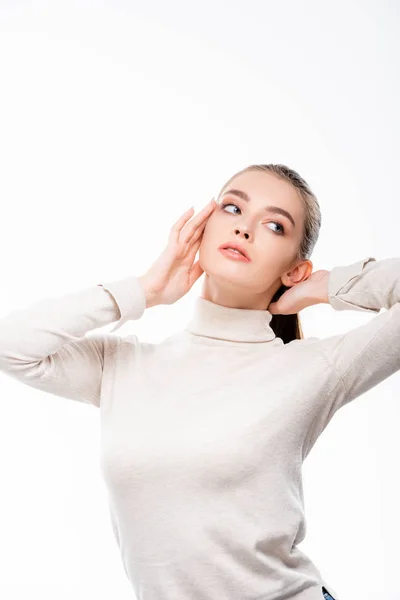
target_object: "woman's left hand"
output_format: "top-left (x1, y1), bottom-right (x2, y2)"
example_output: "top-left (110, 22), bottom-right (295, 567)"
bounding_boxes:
top-left (267, 269), bottom-right (330, 315)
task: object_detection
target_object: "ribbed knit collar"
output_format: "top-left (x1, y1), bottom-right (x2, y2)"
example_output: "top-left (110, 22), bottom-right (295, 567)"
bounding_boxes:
top-left (185, 296), bottom-right (277, 343)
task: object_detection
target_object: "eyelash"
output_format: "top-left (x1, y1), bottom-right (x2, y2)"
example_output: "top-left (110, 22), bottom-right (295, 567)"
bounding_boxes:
top-left (220, 202), bottom-right (286, 235)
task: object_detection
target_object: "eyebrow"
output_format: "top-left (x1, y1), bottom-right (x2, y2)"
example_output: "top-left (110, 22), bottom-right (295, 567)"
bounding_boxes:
top-left (221, 188), bottom-right (296, 229)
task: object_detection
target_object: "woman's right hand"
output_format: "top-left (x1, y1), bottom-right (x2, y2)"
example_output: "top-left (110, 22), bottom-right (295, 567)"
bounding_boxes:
top-left (138, 198), bottom-right (217, 307)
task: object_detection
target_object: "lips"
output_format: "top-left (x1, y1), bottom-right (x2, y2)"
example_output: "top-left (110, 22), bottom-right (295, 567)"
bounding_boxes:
top-left (218, 243), bottom-right (250, 261)
top-left (225, 247), bottom-right (245, 257)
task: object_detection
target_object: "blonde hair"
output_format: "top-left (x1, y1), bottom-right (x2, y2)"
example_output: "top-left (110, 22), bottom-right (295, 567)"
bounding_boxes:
top-left (216, 164), bottom-right (322, 344)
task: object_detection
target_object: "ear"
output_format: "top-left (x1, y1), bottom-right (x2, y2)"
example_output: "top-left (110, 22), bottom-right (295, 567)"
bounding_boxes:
top-left (281, 259), bottom-right (313, 287)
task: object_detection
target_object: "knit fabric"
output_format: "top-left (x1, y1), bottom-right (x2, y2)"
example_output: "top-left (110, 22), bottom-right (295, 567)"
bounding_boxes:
top-left (1, 256), bottom-right (398, 600)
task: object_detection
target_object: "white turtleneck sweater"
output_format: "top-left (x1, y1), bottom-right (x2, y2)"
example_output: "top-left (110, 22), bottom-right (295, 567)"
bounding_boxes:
top-left (1, 255), bottom-right (399, 600)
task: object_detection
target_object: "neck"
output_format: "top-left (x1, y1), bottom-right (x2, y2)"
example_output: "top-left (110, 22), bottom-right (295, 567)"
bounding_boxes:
top-left (200, 275), bottom-right (277, 311)
top-left (184, 295), bottom-right (277, 343)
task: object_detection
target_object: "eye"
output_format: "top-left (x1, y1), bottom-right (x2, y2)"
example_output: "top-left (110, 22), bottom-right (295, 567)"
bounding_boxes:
top-left (267, 221), bottom-right (285, 235)
top-left (221, 202), bottom-right (240, 215)
top-left (221, 202), bottom-right (285, 235)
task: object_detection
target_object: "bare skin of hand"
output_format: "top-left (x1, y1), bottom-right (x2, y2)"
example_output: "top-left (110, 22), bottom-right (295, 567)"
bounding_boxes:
top-left (268, 269), bottom-right (330, 315)
top-left (138, 199), bottom-right (217, 307)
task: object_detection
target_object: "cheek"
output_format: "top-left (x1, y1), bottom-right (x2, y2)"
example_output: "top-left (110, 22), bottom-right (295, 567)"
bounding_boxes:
top-left (198, 221), bottom-right (216, 255)
top-left (202, 216), bottom-right (216, 239)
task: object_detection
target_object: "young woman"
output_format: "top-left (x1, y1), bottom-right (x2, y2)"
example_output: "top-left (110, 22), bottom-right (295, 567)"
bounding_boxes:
top-left (1, 163), bottom-right (397, 600)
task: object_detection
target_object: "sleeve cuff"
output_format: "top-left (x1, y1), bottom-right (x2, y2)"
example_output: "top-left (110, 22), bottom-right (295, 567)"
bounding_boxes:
top-left (328, 256), bottom-right (379, 313)
top-left (97, 275), bottom-right (147, 332)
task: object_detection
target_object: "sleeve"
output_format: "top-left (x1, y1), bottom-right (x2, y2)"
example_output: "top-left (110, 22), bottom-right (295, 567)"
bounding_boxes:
top-left (0, 275), bottom-right (147, 407)
top-left (314, 255), bottom-right (400, 412)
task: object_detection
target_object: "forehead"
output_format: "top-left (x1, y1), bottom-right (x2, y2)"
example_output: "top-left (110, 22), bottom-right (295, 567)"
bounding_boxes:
top-left (222, 170), bottom-right (304, 219)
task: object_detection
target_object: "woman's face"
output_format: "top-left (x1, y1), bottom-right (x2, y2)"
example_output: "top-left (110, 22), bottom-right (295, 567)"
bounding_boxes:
top-left (199, 169), bottom-right (308, 301)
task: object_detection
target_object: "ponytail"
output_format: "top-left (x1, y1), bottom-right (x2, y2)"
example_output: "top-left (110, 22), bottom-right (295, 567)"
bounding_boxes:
top-left (268, 284), bottom-right (304, 344)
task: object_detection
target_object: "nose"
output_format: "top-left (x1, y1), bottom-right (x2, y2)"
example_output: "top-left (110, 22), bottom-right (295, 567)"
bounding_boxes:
top-left (233, 226), bottom-right (251, 240)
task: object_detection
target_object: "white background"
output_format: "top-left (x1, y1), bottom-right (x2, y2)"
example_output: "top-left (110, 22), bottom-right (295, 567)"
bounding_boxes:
top-left (0, 1), bottom-right (399, 598)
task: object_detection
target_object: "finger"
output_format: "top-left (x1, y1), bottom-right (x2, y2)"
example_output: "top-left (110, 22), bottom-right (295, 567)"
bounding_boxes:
top-left (185, 235), bottom-right (202, 262)
top-left (187, 216), bottom-right (208, 245)
top-left (169, 202), bottom-right (211, 244)
top-left (170, 207), bottom-right (195, 238)
top-left (267, 302), bottom-right (276, 314)
top-left (180, 199), bottom-right (216, 244)
top-left (267, 301), bottom-right (281, 315)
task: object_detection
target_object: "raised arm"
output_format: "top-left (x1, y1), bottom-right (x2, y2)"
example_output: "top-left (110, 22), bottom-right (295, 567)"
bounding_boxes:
top-left (0, 198), bottom-right (218, 408)
top-left (0, 275), bottom-right (152, 407)
top-left (314, 256), bottom-right (400, 413)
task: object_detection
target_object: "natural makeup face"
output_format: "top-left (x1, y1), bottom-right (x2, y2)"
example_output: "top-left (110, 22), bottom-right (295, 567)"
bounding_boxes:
top-left (199, 169), bottom-right (313, 310)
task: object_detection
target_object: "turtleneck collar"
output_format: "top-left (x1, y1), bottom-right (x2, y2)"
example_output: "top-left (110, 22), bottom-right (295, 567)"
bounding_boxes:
top-left (184, 296), bottom-right (277, 343)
